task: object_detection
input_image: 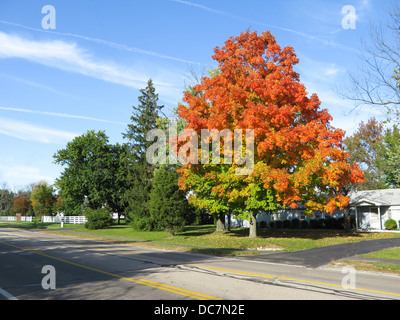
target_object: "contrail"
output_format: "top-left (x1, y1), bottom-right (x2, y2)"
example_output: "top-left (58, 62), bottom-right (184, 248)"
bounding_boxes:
top-left (0, 106), bottom-right (127, 126)
top-left (170, 0), bottom-right (359, 54)
top-left (0, 19), bottom-right (200, 65)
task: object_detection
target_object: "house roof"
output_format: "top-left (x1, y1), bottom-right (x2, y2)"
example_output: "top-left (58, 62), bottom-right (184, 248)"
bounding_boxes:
top-left (350, 189), bottom-right (400, 206)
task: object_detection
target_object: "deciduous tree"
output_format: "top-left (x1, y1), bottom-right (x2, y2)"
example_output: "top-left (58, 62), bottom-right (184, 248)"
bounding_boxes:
top-left (344, 118), bottom-right (386, 190)
top-left (178, 30), bottom-right (364, 237)
top-left (31, 181), bottom-right (54, 217)
top-left (13, 196), bottom-right (31, 215)
top-left (378, 125), bottom-right (400, 188)
top-left (54, 130), bottom-right (126, 219)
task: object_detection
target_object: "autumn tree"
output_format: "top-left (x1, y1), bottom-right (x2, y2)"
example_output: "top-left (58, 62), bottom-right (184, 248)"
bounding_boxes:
top-left (13, 196), bottom-right (31, 215)
top-left (31, 181), bottom-right (54, 217)
top-left (178, 30), bottom-right (364, 238)
top-left (53, 195), bottom-right (65, 214)
top-left (344, 118), bottom-right (386, 190)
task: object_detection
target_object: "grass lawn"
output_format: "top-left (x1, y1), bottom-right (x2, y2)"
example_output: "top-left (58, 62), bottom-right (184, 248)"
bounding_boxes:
top-left (0, 221), bottom-right (80, 230)
top-left (333, 247), bottom-right (400, 276)
top-left (4, 221), bottom-right (400, 255)
top-left (360, 247), bottom-right (400, 260)
top-left (336, 260), bottom-right (400, 276)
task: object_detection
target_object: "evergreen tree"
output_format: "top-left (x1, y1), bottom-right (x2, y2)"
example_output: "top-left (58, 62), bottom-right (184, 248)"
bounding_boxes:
top-left (148, 166), bottom-right (194, 235)
top-left (122, 79), bottom-right (164, 161)
top-left (122, 79), bottom-right (164, 228)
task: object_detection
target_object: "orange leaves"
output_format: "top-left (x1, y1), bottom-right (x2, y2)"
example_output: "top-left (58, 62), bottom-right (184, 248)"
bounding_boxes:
top-left (178, 29), bottom-right (364, 219)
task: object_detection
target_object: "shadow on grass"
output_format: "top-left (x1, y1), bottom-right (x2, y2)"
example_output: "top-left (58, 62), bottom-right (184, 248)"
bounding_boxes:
top-left (189, 247), bottom-right (260, 257)
top-left (0, 222), bottom-right (58, 230)
top-left (173, 224), bottom-right (363, 241)
top-left (224, 227), bottom-right (363, 240)
top-left (176, 225), bottom-right (217, 237)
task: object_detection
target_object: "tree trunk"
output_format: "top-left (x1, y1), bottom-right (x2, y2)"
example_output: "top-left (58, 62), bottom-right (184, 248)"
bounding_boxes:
top-left (344, 206), bottom-right (351, 233)
top-left (249, 212), bottom-right (257, 238)
top-left (215, 213), bottom-right (226, 232)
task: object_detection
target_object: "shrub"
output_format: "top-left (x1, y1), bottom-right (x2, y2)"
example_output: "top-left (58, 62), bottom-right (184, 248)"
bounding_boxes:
top-left (131, 216), bottom-right (153, 231)
top-left (318, 219), bottom-right (327, 229)
top-left (384, 219), bottom-right (398, 230)
top-left (269, 221), bottom-right (275, 229)
top-left (282, 220), bottom-right (291, 228)
top-left (325, 217), bottom-right (337, 229)
top-left (275, 220), bottom-right (282, 229)
top-left (300, 220), bottom-right (309, 229)
top-left (309, 219), bottom-right (319, 229)
top-left (259, 221), bottom-right (267, 228)
top-left (337, 217), bottom-right (345, 230)
top-left (291, 218), bottom-right (300, 229)
top-left (84, 208), bottom-right (113, 230)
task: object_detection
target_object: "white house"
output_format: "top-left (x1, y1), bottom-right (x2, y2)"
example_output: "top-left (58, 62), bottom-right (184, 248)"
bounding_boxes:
top-left (226, 189), bottom-right (400, 230)
top-left (350, 189), bottom-right (400, 230)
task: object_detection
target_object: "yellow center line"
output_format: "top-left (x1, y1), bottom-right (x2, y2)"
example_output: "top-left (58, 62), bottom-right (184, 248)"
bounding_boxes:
top-left (5, 233), bottom-right (400, 299)
top-left (70, 241), bottom-right (400, 298)
top-left (0, 241), bottom-right (221, 300)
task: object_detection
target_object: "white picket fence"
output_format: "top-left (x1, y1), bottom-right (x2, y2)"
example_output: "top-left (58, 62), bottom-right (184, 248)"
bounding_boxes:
top-left (41, 216), bottom-right (87, 224)
top-left (0, 216), bottom-right (86, 224)
top-left (0, 216), bottom-right (32, 222)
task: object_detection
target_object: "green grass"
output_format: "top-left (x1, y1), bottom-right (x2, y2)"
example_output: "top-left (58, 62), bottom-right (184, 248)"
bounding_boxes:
top-left (0, 221), bottom-right (82, 230)
top-left (360, 247), bottom-right (400, 260)
top-left (334, 247), bottom-right (400, 276)
top-left (337, 260), bottom-right (400, 275)
top-left (3, 221), bottom-right (400, 256)
top-left (33, 222), bottom-right (400, 253)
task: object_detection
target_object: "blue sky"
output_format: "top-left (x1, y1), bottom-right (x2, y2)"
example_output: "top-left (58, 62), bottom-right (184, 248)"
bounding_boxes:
top-left (0, 0), bottom-right (393, 190)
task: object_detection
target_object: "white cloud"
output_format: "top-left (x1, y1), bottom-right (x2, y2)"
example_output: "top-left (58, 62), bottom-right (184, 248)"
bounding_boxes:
top-left (324, 66), bottom-right (341, 76)
top-left (0, 31), bottom-right (173, 91)
top-left (0, 117), bottom-right (78, 144)
top-left (0, 164), bottom-right (56, 190)
top-left (0, 19), bottom-right (200, 65)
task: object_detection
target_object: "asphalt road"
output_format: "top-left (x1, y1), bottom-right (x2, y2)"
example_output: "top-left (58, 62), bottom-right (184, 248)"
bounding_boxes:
top-left (1, 227), bottom-right (400, 302)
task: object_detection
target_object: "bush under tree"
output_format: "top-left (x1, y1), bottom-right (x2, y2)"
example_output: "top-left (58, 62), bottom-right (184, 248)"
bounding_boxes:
top-left (148, 166), bottom-right (195, 235)
top-left (85, 208), bottom-right (113, 230)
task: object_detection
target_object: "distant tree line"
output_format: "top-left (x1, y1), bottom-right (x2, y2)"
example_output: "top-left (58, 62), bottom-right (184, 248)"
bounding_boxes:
top-left (0, 181), bottom-right (64, 217)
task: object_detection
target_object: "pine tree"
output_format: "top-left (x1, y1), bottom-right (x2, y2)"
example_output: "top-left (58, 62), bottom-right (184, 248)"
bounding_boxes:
top-left (148, 166), bottom-right (194, 235)
top-left (122, 79), bottom-right (164, 228)
top-left (123, 79), bottom-right (164, 161)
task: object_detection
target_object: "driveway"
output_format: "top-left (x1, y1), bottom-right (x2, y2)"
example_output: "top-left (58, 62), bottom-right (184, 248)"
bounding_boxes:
top-left (241, 237), bottom-right (400, 268)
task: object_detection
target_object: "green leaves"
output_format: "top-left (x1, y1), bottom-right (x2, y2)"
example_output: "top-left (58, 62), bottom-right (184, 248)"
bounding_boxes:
top-left (53, 130), bottom-right (126, 213)
top-left (148, 166), bottom-right (194, 235)
top-left (378, 125), bottom-right (400, 188)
